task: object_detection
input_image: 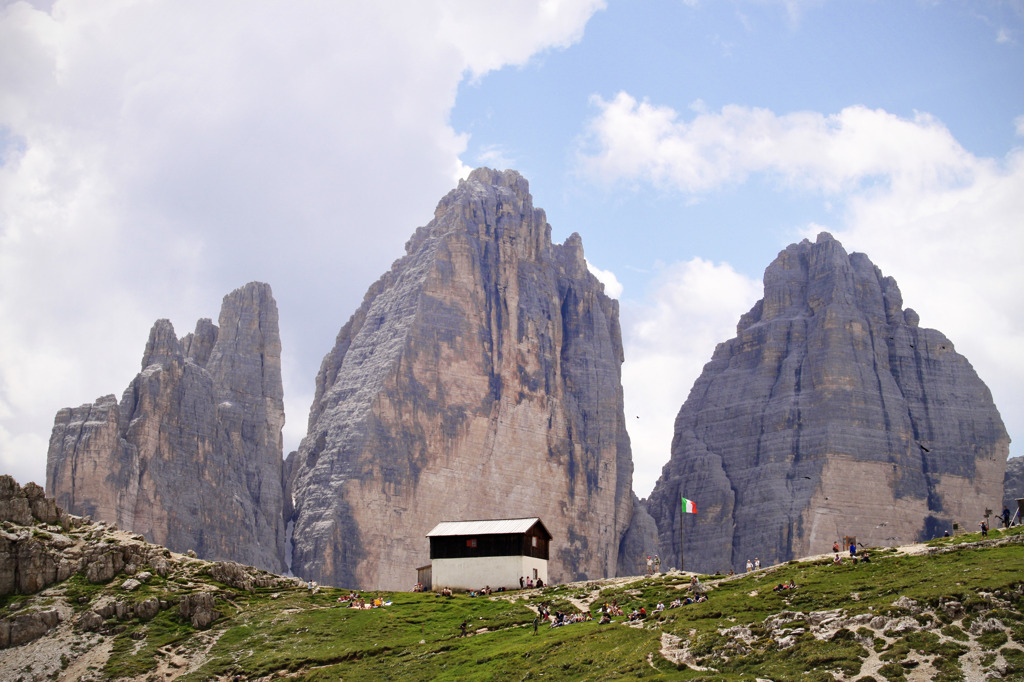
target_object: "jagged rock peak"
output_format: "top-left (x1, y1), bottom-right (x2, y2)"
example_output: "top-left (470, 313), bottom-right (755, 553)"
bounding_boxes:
top-left (737, 231), bottom-right (912, 335)
top-left (290, 168), bottom-right (636, 590)
top-left (645, 234), bottom-right (1008, 574)
top-left (141, 319), bottom-right (183, 369)
top-left (46, 281), bottom-right (287, 573)
top-left (405, 167), bottom-right (554, 265)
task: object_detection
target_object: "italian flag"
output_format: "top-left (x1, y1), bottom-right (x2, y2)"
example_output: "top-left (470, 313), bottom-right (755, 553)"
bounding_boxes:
top-left (681, 496), bottom-right (697, 514)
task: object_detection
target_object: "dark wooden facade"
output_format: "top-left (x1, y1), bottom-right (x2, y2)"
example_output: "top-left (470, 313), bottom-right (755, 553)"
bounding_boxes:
top-left (428, 521), bottom-right (551, 561)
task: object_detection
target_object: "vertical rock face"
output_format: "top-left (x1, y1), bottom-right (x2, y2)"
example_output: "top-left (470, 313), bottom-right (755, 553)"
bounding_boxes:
top-left (646, 233), bottom-right (1008, 573)
top-left (288, 168), bottom-right (635, 590)
top-left (46, 282), bottom-right (287, 572)
top-left (1004, 457), bottom-right (1024, 516)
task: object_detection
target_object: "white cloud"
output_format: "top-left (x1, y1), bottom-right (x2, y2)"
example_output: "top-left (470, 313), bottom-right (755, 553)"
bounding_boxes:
top-left (475, 144), bottom-right (517, 171)
top-left (1016, 114), bottom-right (1024, 137)
top-left (579, 93), bottom-right (977, 196)
top-left (583, 93), bottom-right (1024, 464)
top-left (622, 258), bottom-right (762, 497)
top-left (0, 0), bottom-right (603, 487)
top-left (0, 425), bottom-right (47, 487)
top-left (585, 259), bottom-right (623, 299)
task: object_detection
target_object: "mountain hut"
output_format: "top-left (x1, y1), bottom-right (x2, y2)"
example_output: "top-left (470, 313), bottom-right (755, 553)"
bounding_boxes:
top-left (424, 518), bottom-right (551, 591)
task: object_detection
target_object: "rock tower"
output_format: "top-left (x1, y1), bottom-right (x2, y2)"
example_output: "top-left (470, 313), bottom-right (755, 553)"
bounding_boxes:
top-left (645, 233), bottom-right (1008, 573)
top-left (46, 282), bottom-right (287, 572)
top-left (287, 168), bottom-right (636, 590)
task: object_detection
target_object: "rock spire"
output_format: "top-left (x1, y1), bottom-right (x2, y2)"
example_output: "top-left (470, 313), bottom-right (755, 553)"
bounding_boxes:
top-left (645, 233), bottom-right (1008, 573)
top-left (46, 282), bottom-right (287, 572)
top-left (287, 168), bottom-right (636, 590)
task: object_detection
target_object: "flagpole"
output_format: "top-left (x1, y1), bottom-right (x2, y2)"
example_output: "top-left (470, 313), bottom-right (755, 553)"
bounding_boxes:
top-left (679, 495), bottom-right (696, 573)
top-left (680, 502), bottom-right (684, 572)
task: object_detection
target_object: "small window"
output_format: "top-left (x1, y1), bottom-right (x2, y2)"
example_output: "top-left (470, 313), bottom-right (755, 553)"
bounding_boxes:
top-left (466, 538), bottom-right (477, 548)
top-left (531, 536), bottom-right (538, 547)
top-left (533, 568), bottom-right (538, 579)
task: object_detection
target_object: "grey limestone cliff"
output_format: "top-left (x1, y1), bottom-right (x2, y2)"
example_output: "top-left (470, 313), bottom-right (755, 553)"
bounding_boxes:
top-left (1004, 456), bottom-right (1024, 519)
top-left (288, 168), bottom-right (636, 590)
top-left (46, 282), bottom-right (287, 572)
top-left (646, 233), bottom-right (1009, 573)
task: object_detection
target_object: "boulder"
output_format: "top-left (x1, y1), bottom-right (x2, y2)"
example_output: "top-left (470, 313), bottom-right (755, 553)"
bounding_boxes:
top-left (0, 610), bottom-right (61, 648)
top-left (77, 610), bottom-right (105, 632)
top-left (179, 593), bottom-right (219, 629)
top-left (135, 598), bottom-right (160, 621)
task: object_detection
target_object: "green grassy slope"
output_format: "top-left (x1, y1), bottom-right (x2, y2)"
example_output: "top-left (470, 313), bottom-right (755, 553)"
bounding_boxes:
top-left (4, 526), bottom-right (1024, 681)
top-left (142, 529), bottom-right (1024, 679)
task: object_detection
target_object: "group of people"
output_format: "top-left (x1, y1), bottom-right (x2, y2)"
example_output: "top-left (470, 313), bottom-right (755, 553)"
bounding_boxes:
top-left (592, 587), bottom-right (709, 626)
top-left (548, 609), bottom-right (591, 627)
top-left (527, 603), bottom-right (589, 632)
top-left (831, 540), bottom-right (870, 565)
top-left (467, 585), bottom-right (506, 596)
top-left (772, 579), bottom-right (798, 592)
top-left (337, 592), bottom-right (389, 609)
top-left (518, 576), bottom-right (544, 589)
top-left (744, 558), bottom-right (761, 572)
top-left (981, 507), bottom-right (1016, 535)
top-left (644, 555), bottom-right (662, 574)
top-left (474, 585), bottom-right (505, 595)
top-left (626, 606), bottom-right (648, 621)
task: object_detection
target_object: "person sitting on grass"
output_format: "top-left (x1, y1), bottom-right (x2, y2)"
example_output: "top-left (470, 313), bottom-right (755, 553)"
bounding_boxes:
top-left (599, 612), bottom-right (612, 624)
top-left (833, 554), bottom-right (843, 565)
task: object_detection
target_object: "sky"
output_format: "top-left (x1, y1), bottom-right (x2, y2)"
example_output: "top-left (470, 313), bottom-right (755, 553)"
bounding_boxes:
top-left (1, 0), bottom-right (1022, 499)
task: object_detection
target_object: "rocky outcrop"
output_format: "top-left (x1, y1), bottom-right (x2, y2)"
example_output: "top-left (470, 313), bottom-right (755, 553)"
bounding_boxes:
top-left (0, 475), bottom-right (76, 596)
top-left (46, 283), bottom-right (287, 573)
top-left (0, 481), bottom-right (294, 651)
top-left (288, 168), bottom-right (635, 590)
top-left (646, 233), bottom-right (1009, 574)
top-left (0, 609), bottom-right (61, 649)
top-left (179, 592), bottom-right (220, 629)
